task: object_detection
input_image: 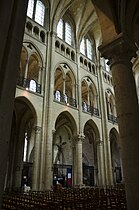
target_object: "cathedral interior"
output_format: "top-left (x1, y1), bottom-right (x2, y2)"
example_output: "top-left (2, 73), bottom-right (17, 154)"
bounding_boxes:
top-left (0, 0), bottom-right (139, 209)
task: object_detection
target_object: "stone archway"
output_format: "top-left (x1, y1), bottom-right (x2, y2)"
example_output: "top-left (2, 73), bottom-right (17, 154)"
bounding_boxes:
top-left (5, 96), bottom-right (37, 191)
top-left (53, 111), bottom-right (77, 187)
top-left (110, 128), bottom-right (122, 184)
top-left (83, 119), bottom-right (100, 186)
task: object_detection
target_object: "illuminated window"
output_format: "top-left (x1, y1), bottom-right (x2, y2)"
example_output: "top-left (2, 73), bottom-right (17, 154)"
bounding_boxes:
top-left (57, 18), bottom-right (72, 46)
top-left (65, 22), bottom-right (72, 45)
top-left (64, 94), bottom-right (68, 103)
top-left (80, 38), bottom-right (85, 55)
top-left (27, 0), bottom-right (45, 26)
top-left (57, 19), bottom-right (63, 39)
top-left (55, 90), bottom-right (61, 102)
top-left (80, 36), bottom-right (94, 60)
top-left (83, 101), bottom-right (87, 112)
top-left (29, 80), bottom-right (37, 92)
top-left (27, 0), bottom-right (34, 18)
top-left (35, 0), bottom-right (45, 26)
top-left (86, 39), bottom-right (92, 60)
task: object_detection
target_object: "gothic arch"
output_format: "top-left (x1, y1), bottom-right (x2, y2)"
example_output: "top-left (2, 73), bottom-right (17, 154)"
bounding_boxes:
top-left (83, 119), bottom-right (100, 186)
top-left (109, 128), bottom-right (122, 184)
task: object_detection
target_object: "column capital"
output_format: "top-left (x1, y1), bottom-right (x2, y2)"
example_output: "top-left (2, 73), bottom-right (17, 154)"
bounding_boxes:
top-left (78, 133), bottom-right (85, 141)
top-left (72, 134), bottom-right (85, 143)
top-left (34, 126), bottom-right (42, 134)
top-left (99, 33), bottom-right (137, 67)
top-left (96, 139), bottom-right (103, 146)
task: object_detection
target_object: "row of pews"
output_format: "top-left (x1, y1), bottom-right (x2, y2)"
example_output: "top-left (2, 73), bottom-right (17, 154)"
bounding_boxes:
top-left (2, 184), bottom-right (127, 209)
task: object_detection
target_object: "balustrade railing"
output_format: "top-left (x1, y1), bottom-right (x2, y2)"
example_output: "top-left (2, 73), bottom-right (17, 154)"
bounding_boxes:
top-left (17, 76), bottom-right (41, 94)
top-left (54, 91), bottom-right (77, 108)
top-left (108, 114), bottom-right (117, 124)
top-left (82, 102), bottom-right (99, 117)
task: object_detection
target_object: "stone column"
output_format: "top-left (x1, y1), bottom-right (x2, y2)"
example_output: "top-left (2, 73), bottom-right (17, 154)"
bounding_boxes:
top-left (24, 58), bottom-right (29, 79)
top-left (72, 142), bottom-right (77, 185)
top-left (99, 34), bottom-right (139, 210)
top-left (32, 126), bottom-right (41, 191)
top-left (107, 138), bottom-right (114, 185)
top-left (96, 139), bottom-right (105, 186)
top-left (97, 61), bottom-right (113, 186)
top-left (38, 66), bottom-right (42, 84)
top-left (63, 78), bottom-right (66, 95)
top-left (0, 2), bottom-right (28, 207)
top-left (75, 134), bottom-right (84, 186)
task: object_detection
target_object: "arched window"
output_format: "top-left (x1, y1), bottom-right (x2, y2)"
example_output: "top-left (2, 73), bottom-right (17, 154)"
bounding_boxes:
top-left (65, 22), bottom-right (72, 45)
top-left (35, 0), bottom-right (45, 26)
top-left (27, 0), bottom-right (34, 19)
top-left (57, 18), bottom-right (72, 46)
top-left (80, 36), bottom-right (94, 60)
top-left (57, 19), bottom-right (63, 39)
top-left (64, 94), bottom-right (68, 103)
top-left (86, 39), bottom-right (92, 60)
top-left (29, 80), bottom-right (37, 92)
top-left (27, 0), bottom-right (45, 26)
top-left (55, 90), bottom-right (61, 102)
top-left (83, 101), bottom-right (87, 112)
top-left (80, 38), bottom-right (85, 55)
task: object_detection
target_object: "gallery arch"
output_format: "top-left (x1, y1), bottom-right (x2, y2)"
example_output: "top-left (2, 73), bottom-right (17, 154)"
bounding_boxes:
top-left (54, 64), bottom-right (77, 107)
top-left (17, 43), bottom-right (43, 94)
top-left (81, 76), bottom-right (99, 116)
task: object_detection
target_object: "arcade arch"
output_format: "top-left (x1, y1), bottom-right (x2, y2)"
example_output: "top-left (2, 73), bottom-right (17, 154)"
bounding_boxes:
top-left (52, 111), bottom-right (77, 187)
top-left (109, 128), bottom-right (122, 184)
top-left (83, 119), bottom-right (100, 186)
top-left (5, 97), bottom-right (37, 191)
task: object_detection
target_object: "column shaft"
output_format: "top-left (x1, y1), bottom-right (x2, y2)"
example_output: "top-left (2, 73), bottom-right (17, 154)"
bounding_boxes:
top-left (0, 1), bottom-right (28, 207)
top-left (75, 135), bottom-right (84, 186)
top-left (32, 126), bottom-right (41, 191)
top-left (97, 140), bottom-right (105, 186)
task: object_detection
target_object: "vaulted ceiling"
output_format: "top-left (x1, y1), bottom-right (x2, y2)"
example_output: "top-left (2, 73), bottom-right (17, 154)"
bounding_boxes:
top-left (48, 0), bottom-right (101, 46)
top-left (47, 0), bottom-right (139, 51)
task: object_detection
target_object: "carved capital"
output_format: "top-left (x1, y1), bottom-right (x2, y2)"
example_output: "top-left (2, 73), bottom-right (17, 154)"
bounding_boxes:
top-left (72, 134), bottom-right (85, 143)
top-left (99, 33), bottom-right (137, 68)
top-left (78, 134), bottom-right (85, 141)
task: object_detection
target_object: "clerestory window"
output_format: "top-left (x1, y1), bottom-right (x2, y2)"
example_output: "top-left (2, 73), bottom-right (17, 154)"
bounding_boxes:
top-left (27, 0), bottom-right (45, 26)
top-left (80, 36), bottom-right (94, 61)
top-left (57, 18), bottom-right (72, 46)
top-left (27, 0), bottom-right (34, 18)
